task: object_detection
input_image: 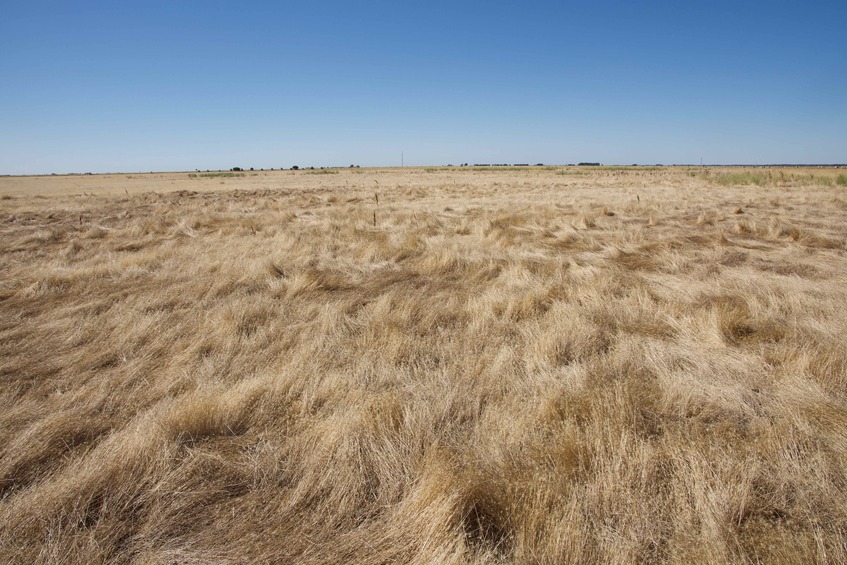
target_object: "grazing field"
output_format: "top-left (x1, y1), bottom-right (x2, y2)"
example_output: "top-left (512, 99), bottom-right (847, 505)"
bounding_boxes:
top-left (1, 166), bottom-right (846, 563)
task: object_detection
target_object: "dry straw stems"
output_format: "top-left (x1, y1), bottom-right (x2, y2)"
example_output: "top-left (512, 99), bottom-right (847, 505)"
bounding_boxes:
top-left (1, 167), bottom-right (846, 563)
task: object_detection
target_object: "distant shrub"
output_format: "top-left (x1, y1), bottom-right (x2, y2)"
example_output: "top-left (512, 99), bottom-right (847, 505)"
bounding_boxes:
top-left (190, 172), bottom-right (245, 178)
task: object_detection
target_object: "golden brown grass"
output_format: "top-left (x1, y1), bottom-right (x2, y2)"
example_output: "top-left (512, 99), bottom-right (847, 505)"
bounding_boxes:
top-left (1, 167), bottom-right (846, 563)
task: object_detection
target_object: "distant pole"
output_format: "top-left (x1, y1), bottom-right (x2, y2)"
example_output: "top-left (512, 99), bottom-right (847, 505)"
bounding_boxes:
top-left (402, 152), bottom-right (404, 168)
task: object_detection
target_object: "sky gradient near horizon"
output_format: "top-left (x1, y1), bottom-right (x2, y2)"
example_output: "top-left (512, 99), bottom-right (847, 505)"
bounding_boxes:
top-left (1, 1), bottom-right (845, 174)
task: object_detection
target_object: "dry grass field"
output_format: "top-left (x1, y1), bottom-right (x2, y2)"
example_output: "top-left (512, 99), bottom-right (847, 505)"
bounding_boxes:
top-left (1, 166), bottom-right (846, 563)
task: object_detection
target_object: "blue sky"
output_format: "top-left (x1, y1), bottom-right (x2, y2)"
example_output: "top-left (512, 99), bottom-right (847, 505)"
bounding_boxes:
top-left (1, 1), bottom-right (845, 174)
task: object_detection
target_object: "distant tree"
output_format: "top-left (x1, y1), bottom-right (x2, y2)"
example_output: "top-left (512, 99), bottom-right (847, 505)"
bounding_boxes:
top-left (291, 165), bottom-right (299, 170)
top-left (232, 167), bottom-right (242, 171)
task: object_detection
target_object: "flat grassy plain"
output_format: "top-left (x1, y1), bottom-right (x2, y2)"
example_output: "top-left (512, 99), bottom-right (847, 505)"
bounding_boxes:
top-left (1, 166), bottom-right (846, 563)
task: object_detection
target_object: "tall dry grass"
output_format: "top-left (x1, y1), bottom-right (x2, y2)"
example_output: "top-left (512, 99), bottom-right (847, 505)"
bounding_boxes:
top-left (1, 167), bottom-right (846, 563)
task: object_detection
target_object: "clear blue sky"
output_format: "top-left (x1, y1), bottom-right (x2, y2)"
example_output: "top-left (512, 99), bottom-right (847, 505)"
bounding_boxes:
top-left (1, 1), bottom-right (845, 174)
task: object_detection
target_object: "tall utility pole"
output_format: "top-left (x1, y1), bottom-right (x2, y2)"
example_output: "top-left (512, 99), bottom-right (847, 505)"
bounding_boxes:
top-left (401, 152), bottom-right (404, 168)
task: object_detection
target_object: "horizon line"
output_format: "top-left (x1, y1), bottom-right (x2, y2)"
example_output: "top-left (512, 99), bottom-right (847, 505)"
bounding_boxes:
top-left (3, 163), bottom-right (847, 177)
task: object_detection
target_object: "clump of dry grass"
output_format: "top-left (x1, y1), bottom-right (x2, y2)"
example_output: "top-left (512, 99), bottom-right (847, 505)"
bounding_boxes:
top-left (1, 167), bottom-right (846, 563)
